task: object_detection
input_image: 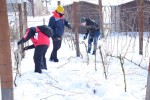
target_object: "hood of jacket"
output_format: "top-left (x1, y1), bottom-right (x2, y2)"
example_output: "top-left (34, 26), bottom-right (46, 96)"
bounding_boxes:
top-left (37, 25), bottom-right (53, 38)
top-left (52, 11), bottom-right (64, 19)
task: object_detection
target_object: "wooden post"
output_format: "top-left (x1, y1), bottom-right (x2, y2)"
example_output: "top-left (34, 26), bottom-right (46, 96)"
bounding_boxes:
top-left (45, 0), bottom-right (48, 14)
top-left (0, 0), bottom-right (14, 100)
top-left (23, 2), bottom-right (28, 30)
top-left (146, 58), bottom-right (150, 100)
top-left (57, 1), bottom-right (61, 5)
top-left (98, 0), bottom-right (104, 38)
top-left (31, 0), bottom-right (35, 17)
top-left (136, 0), bottom-right (143, 55)
top-left (0, 78), bottom-right (1, 100)
top-left (73, 2), bottom-right (80, 57)
top-left (18, 3), bottom-right (25, 58)
top-left (43, 18), bottom-right (45, 25)
top-left (23, 2), bottom-right (28, 52)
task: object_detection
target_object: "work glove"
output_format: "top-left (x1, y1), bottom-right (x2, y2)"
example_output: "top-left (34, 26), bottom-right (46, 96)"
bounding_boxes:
top-left (23, 46), bottom-right (29, 51)
top-left (68, 24), bottom-right (72, 30)
top-left (90, 28), bottom-right (96, 33)
top-left (17, 41), bottom-right (21, 45)
top-left (83, 35), bottom-right (87, 40)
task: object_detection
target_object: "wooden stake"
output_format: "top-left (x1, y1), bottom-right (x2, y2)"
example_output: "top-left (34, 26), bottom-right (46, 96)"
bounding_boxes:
top-left (98, 0), bottom-right (104, 38)
top-left (136, 0), bottom-right (144, 55)
top-left (73, 2), bottom-right (80, 57)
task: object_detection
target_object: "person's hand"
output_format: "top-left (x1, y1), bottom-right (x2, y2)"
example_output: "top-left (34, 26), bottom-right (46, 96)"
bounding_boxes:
top-left (90, 27), bottom-right (96, 33)
top-left (83, 35), bottom-right (87, 40)
top-left (23, 46), bottom-right (29, 51)
top-left (68, 24), bottom-right (72, 30)
top-left (17, 41), bottom-right (20, 45)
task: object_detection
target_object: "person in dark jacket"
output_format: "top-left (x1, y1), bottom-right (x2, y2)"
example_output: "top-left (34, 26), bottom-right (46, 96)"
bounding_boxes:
top-left (80, 17), bottom-right (100, 55)
top-left (17, 25), bottom-right (53, 73)
top-left (48, 5), bottom-right (71, 62)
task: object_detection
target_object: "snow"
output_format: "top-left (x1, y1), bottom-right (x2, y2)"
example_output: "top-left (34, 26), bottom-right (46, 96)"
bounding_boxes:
top-left (13, 16), bottom-right (149, 100)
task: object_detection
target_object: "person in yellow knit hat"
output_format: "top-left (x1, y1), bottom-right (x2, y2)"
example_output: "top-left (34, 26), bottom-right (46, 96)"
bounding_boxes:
top-left (48, 5), bottom-right (72, 62)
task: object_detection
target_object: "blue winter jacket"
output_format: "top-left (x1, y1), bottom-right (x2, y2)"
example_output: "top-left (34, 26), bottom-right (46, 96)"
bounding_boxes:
top-left (48, 12), bottom-right (70, 37)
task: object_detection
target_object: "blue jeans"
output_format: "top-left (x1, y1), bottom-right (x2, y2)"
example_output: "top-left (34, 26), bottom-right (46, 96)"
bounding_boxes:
top-left (88, 31), bottom-right (100, 53)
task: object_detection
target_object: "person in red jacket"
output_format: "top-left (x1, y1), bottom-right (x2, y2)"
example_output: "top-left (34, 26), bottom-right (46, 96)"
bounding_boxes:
top-left (17, 25), bottom-right (53, 73)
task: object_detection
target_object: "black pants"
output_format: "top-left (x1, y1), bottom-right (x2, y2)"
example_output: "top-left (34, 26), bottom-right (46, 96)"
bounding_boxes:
top-left (34, 45), bottom-right (49, 73)
top-left (50, 37), bottom-right (62, 61)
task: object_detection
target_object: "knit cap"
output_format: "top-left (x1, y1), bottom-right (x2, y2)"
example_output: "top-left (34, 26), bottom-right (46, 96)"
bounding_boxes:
top-left (56, 5), bottom-right (64, 13)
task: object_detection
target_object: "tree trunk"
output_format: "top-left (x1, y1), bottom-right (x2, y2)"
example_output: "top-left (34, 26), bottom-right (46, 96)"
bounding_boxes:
top-left (0, 0), bottom-right (14, 100)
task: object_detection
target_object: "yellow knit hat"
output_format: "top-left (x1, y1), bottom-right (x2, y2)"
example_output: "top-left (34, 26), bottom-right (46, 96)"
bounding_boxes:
top-left (56, 5), bottom-right (64, 13)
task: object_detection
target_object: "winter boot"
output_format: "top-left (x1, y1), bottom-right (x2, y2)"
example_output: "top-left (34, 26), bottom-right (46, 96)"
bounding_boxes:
top-left (49, 57), bottom-right (54, 61)
top-left (34, 69), bottom-right (42, 74)
top-left (54, 58), bottom-right (59, 62)
top-left (92, 51), bottom-right (96, 55)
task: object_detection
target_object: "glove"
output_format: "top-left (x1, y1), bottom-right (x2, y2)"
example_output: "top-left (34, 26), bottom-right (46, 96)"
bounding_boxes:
top-left (68, 24), bottom-right (72, 30)
top-left (90, 27), bottom-right (96, 33)
top-left (23, 46), bottom-right (29, 51)
top-left (17, 41), bottom-right (20, 45)
top-left (90, 37), bottom-right (93, 42)
top-left (83, 35), bottom-right (87, 40)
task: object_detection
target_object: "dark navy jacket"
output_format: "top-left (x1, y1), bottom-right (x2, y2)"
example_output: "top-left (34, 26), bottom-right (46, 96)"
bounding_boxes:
top-left (48, 11), bottom-right (70, 37)
top-left (85, 18), bottom-right (100, 37)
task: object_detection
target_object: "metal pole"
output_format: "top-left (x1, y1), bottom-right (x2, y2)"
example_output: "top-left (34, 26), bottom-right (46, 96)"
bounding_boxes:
top-left (0, 0), bottom-right (14, 100)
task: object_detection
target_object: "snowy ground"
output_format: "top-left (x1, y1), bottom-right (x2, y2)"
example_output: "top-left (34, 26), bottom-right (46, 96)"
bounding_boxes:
top-left (13, 16), bottom-right (148, 100)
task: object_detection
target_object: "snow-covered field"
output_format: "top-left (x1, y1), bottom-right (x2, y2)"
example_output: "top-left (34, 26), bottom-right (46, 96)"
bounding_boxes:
top-left (13, 16), bottom-right (149, 100)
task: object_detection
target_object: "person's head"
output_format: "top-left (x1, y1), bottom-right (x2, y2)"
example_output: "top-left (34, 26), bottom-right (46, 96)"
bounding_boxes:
top-left (56, 5), bottom-right (64, 17)
top-left (80, 17), bottom-right (86, 26)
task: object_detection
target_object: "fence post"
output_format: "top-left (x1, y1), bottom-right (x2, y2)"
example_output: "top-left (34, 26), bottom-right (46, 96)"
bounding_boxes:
top-left (98, 0), bottom-right (104, 38)
top-left (18, 3), bottom-right (25, 58)
top-left (23, 2), bottom-right (27, 30)
top-left (136, 0), bottom-right (144, 55)
top-left (0, 78), bottom-right (1, 100)
top-left (31, 0), bottom-right (35, 17)
top-left (57, 1), bottom-right (61, 5)
top-left (146, 58), bottom-right (150, 100)
top-left (43, 18), bottom-right (45, 25)
top-left (73, 2), bottom-right (80, 57)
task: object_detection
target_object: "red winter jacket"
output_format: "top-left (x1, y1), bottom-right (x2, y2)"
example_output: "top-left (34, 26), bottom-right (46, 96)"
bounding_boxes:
top-left (18, 25), bottom-right (52, 47)
top-left (30, 27), bottom-right (50, 46)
